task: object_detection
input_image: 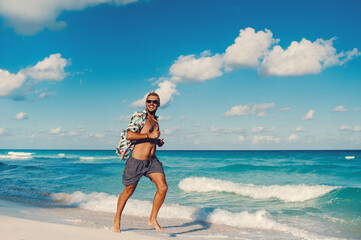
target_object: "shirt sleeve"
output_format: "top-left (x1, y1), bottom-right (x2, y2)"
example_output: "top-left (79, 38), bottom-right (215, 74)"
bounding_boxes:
top-left (126, 112), bottom-right (142, 133)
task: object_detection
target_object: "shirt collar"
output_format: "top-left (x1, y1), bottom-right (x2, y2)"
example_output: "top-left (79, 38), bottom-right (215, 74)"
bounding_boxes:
top-left (142, 109), bottom-right (158, 120)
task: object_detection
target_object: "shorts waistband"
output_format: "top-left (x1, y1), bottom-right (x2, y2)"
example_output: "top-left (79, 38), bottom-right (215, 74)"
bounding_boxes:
top-left (129, 155), bottom-right (157, 161)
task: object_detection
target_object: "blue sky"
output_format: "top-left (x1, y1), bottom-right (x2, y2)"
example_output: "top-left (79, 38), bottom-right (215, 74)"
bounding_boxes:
top-left (0, 0), bottom-right (360, 150)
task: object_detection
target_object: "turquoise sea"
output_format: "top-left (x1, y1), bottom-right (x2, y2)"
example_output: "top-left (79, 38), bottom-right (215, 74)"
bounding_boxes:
top-left (0, 149), bottom-right (360, 239)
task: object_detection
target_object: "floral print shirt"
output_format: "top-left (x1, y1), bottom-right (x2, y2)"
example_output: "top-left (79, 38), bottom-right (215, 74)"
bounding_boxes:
top-left (116, 110), bottom-right (158, 161)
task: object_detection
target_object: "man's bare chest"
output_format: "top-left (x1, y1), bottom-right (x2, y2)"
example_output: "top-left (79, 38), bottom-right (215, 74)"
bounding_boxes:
top-left (141, 119), bottom-right (158, 133)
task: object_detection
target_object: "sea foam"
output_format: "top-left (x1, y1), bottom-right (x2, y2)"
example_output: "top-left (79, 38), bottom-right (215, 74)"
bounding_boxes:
top-left (178, 177), bottom-right (340, 202)
top-left (51, 191), bottom-right (342, 240)
top-left (0, 152), bottom-right (33, 160)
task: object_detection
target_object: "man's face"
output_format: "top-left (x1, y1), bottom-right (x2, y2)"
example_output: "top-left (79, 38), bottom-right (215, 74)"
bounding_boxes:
top-left (146, 95), bottom-right (160, 113)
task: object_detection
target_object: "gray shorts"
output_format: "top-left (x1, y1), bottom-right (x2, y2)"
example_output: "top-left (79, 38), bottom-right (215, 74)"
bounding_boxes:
top-left (123, 155), bottom-right (165, 186)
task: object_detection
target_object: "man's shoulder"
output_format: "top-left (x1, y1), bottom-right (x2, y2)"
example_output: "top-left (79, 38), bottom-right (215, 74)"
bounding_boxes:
top-left (128, 110), bottom-right (147, 126)
top-left (131, 110), bottom-right (147, 118)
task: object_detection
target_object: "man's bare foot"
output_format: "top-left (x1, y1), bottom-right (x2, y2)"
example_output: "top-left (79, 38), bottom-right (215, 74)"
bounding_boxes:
top-left (148, 219), bottom-right (164, 232)
top-left (113, 219), bottom-right (121, 233)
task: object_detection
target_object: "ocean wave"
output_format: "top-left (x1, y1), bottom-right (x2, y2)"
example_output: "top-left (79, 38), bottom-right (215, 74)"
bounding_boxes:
top-left (8, 151), bottom-right (32, 156)
top-left (212, 163), bottom-right (279, 172)
top-left (0, 152), bottom-right (33, 160)
top-left (178, 177), bottom-right (340, 202)
top-left (51, 191), bottom-right (342, 240)
top-left (0, 161), bottom-right (17, 170)
top-left (33, 154), bottom-right (117, 162)
top-left (79, 156), bottom-right (116, 161)
top-left (51, 191), bottom-right (196, 219)
top-left (320, 187), bottom-right (361, 216)
top-left (0, 186), bottom-right (50, 198)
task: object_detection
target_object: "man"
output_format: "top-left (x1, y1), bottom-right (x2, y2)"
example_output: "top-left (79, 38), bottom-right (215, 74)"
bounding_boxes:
top-left (114, 92), bottom-right (167, 233)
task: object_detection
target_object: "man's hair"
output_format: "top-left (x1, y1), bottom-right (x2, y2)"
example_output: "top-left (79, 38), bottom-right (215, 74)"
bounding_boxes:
top-left (147, 92), bottom-right (160, 102)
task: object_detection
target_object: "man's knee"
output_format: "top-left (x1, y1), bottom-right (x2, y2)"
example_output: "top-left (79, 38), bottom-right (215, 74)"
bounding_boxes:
top-left (158, 183), bottom-right (168, 194)
top-left (122, 186), bottom-right (136, 198)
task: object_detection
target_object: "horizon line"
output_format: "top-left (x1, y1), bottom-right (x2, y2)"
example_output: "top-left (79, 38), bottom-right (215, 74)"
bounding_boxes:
top-left (1, 149), bottom-right (360, 151)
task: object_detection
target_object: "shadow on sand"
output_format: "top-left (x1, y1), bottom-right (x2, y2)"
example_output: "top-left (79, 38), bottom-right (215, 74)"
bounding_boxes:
top-left (122, 207), bottom-right (213, 237)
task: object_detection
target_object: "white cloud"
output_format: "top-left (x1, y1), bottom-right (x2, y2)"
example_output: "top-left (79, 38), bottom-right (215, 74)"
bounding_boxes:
top-left (268, 127), bottom-right (276, 132)
top-left (248, 126), bottom-right (275, 133)
top-left (68, 126), bottom-right (86, 136)
top-left (132, 80), bottom-right (178, 108)
top-left (224, 103), bottom-right (275, 117)
top-left (14, 112), bottom-right (28, 120)
top-left (302, 110), bottom-right (315, 120)
top-left (49, 127), bottom-right (63, 134)
top-left (69, 131), bottom-right (78, 136)
top-left (294, 126), bottom-right (306, 132)
top-left (280, 107), bottom-right (292, 112)
top-left (166, 27), bottom-right (358, 87)
top-left (169, 51), bottom-right (223, 82)
top-left (332, 105), bottom-right (348, 112)
top-left (0, 54), bottom-right (70, 97)
top-left (223, 27), bottom-right (276, 70)
top-left (0, 0), bottom-right (138, 35)
top-left (194, 139), bottom-right (200, 145)
top-left (252, 103), bottom-right (276, 117)
top-left (95, 133), bottom-right (104, 138)
top-left (167, 27), bottom-right (277, 84)
top-left (0, 69), bottom-right (26, 96)
top-left (289, 133), bottom-right (299, 141)
top-left (253, 135), bottom-right (280, 144)
top-left (158, 115), bottom-right (171, 121)
top-left (83, 132), bottom-right (106, 138)
top-left (224, 105), bottom-right (250, 117)
top-left (353, 126), bottom-right (361, 132)
top-left (0, 128), bottom-right (5, 135)
top-left (22, 54), bottom-right (70, 81)
top-left (163, 126), bottom-right (184, 135)
top-left (354, 107), bottom-right (360, 111)
top-left (252, 126), bottom-right (264, 133)
top-left (193, 122), bottom-right (200, 127)
top-left (238, 135), bottom-right (245, 141)
top-left (259, 38), bottom-right (360, 77)
top-left (39, 91), bottom-right (56, 99)
top-left (210, 126), bottom-right (244, 134)
top-left (339, 125), bottom-right (361, 132)
top-left (339, 125), bottom-right (351, 131)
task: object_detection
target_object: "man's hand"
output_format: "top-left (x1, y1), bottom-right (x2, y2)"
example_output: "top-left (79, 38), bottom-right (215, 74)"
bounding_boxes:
top-left (157, 139), bottom-right (165, 147)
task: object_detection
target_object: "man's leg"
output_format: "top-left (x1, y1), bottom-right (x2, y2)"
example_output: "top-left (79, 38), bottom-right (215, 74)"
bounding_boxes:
top-left (148, 172), bottom-right (168, 232)
top-left (113, 185), bottom-right (137, 232)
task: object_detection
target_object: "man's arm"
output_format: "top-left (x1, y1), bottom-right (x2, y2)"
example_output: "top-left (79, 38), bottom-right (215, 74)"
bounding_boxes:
top-left (126, 130), bottom-right (160, 140)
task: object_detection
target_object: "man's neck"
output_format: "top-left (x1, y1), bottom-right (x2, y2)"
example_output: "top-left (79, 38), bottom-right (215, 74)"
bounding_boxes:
top-left (146, 109), bottom-right (156, 118)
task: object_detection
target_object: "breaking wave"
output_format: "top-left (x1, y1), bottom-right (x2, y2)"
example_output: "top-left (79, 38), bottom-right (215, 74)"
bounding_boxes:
top-left (0, 152), bottom-right (33, 160)
top-left (178, 177), bottom-right (340, 202)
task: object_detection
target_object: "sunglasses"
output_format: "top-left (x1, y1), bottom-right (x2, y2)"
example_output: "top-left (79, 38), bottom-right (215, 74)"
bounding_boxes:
top-left (146, 100), bottom-right (159, 104)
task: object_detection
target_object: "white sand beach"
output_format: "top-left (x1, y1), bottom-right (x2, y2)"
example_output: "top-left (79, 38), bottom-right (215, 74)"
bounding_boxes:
top-left (0, 198), bottom-right (234, 240)
top-left (0, 214), bottom-right (167, 240)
